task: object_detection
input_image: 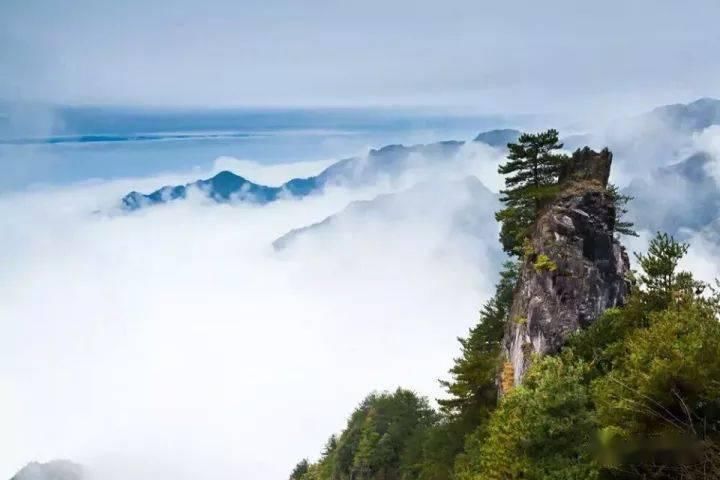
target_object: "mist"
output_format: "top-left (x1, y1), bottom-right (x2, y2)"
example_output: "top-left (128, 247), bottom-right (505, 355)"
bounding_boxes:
top-left (0, 145), bottom-right (508, 479)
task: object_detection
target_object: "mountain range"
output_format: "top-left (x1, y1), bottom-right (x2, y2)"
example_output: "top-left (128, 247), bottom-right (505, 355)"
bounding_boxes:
top-left (625, 152), bottom-right (719, 235)
top-left (272, 176), bottom-right (499, 251)
top-left (121, 129), bottom-right (520, 210)
top-left (118, 98), bottom-right (720, 244)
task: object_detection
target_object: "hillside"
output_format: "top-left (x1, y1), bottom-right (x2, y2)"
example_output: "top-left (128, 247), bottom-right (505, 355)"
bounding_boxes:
top-left (292, 131), bottom-right (720, 480)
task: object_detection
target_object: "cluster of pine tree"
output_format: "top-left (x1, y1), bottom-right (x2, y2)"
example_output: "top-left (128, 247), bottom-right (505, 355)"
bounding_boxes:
top-left (290, 131), bottom-right (720, 480)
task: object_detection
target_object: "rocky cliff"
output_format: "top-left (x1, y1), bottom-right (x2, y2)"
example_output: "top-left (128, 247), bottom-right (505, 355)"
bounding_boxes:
top-left (501, 147), bottom-right (630, 389)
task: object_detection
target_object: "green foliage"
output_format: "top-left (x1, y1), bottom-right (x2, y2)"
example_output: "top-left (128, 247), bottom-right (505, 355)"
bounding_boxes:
top-left (455, 230), bottom-right (720, 479)
top-left (521, 237), bottom-right (535, 258)
top-left (533, 253), bottom-right (557, 272)
top-left (633, 232), bottom-right (703, 312)
top-left (296, 231), bottom-right (720, 480)
top-left (468, 355), bottom-right (599, 480)
top-left (606, 183), bottom-right (638, 237)
top-left (496, 129), bottom-right (568, 255)
top-left (592, 301), bottom-right (720, 478)
top-left (566, 307), bottom-right (633, 377)
top-left (496, 203), bottom-right (537, 257)
top-left (438, 261), bottom-right (518, 419)
top-left (300, 389), bottom-right (438, 480)
top-left (290, 459), bottom-right (309, 480)
top-left (427, 261), bottom-right (519, 478)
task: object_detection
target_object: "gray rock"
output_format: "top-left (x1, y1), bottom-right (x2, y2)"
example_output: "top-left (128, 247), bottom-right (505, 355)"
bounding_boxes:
top-left (502, 148), bottom-right (630, 388)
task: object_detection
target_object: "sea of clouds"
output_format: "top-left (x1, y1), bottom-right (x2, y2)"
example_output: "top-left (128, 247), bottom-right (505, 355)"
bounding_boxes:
top-left (4, 120), bottom-right (720, 480)
top-left (0, 142), bottom-right (509, 480)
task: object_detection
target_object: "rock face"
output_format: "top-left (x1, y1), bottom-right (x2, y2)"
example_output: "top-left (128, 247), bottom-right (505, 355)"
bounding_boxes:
top-left (501, 148), bottom-right (630, 389)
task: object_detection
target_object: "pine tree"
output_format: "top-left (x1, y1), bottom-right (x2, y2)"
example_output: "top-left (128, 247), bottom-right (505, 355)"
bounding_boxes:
top-left (438, 262), bottom-right (518, 419)
top-left (495, 129), bottom-right (567, 255)
top-left (606, 183), bottom-right (638, 237)
top-left (634, 232), bottom-right (699, 310)
top-left (289, 459), bottom-right (310, 480)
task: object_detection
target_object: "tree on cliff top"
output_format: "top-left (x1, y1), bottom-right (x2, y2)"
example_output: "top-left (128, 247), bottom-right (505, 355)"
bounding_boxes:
top-left (289, 459), bottom-right (310, 480)
top-left (495, 129), bottom-right (568, 255)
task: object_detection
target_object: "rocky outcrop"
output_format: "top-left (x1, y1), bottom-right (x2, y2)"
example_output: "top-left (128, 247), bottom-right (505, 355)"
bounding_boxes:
top-left (501, 148), bottom-right (630, 389)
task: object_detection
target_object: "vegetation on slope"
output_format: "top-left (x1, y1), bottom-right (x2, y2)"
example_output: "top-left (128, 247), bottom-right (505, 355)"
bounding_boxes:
top-left (290, 132), bottom-right (719, 479)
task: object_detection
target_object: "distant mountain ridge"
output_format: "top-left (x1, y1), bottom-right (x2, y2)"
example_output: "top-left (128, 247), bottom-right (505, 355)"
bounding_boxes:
top-left (121, 129), bottom-right (520, 210)
top-left (10, 461), bottom-right (83, 480)
top-left (272, 176), bottom-right (499, 251)
top-left (645, 97), bottom-right (720, 132)
top-left (119, 97), bottom-right (720, 234)
top-left (473, 128), bottom-right (521, 146)
top-left (625, 151), bottom-right (720, 235)
top-left (122, 171), bottom-right (283, 209)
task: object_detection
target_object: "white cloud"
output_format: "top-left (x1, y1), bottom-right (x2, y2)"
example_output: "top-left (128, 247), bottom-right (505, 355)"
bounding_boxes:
top-left (0, 154), bottom-right (503, 479)
top-left (693, 125), bottom-right (720, 183)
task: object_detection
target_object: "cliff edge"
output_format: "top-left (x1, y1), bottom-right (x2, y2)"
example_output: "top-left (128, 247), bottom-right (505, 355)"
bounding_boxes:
top-left (502, 147), bottom-right (630, 389)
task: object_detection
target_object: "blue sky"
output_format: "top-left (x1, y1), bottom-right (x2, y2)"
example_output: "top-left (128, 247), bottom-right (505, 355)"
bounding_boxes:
top-left (2, 0), bottom-right (720, 112)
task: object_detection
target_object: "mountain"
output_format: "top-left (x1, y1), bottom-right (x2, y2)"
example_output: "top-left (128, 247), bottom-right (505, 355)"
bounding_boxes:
top-left (502, 147), bottom-right (629, 388)
top-left (553, 102), bottom-right (720, 245)
top-left (644, 97), bottom-right (720, 132)
top-left (122, 170), bottom-right (283, 209)
top-left (625, 152), bottom-right (719, 235)
top-left (120, 130), bottom-right (514, 210)
top-left (473, 128), bottom-right (521, 147)
top-left (10, 461), bottom-right (83, 480)
top-left (273, 176), bottom-right (499, 251)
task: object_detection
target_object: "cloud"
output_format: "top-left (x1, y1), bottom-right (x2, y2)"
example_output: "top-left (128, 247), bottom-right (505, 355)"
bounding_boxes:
top-left (692, 125), bottom-right (720, 183)
top-left (0, 152), bottom-right (504, 479)
top-left (2, 0), bottom-right (719, 109)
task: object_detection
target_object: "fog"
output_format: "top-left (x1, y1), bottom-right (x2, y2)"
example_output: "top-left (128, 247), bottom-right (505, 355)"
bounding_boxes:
top-left (4, 94), bottom-right (720, 479)
top-left (3, 0), bottom-right (720, 111)
top-left (0, 145), bottom-right (507, 479)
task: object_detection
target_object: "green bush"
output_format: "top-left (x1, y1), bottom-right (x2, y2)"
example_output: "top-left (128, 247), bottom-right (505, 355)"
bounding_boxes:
top-left (467, 355), bottom-right (599, 480)
top-left (533, 253), bottom-right (557, 272)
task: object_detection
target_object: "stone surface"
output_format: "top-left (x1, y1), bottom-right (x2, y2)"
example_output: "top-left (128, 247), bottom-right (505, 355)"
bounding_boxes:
top-left (502, 148), bottom-right (630, 389)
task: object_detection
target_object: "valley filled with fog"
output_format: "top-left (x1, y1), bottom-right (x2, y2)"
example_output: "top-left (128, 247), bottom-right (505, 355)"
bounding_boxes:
top-left (3, 98), bottom-right (720, 479)
top-left (0, 133), bottom-right (508, 479)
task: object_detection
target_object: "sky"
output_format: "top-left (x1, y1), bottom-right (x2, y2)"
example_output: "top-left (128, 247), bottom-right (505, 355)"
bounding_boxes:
top-left (3, 2), bottom-right (720, 479)
top-left (2, 0), bottom-right (720, 112)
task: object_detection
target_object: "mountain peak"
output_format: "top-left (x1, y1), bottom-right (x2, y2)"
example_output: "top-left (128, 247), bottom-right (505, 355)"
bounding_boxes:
top-left (502, 149), bottom-right (629, 389)
top-left (473, 129), bottom-right (521, 147)
top-left (688, 97), bottom-right (720, 107)
top-left (212, 170), bottom-right (243, 180)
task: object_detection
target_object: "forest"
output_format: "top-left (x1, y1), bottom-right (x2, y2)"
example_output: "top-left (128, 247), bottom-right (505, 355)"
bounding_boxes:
top-left (290, 130), bottom-right (720, 480)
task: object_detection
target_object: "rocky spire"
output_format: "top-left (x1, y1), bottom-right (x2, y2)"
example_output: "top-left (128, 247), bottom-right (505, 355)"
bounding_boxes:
top-left (500, 147), bottom-right (630, 390)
